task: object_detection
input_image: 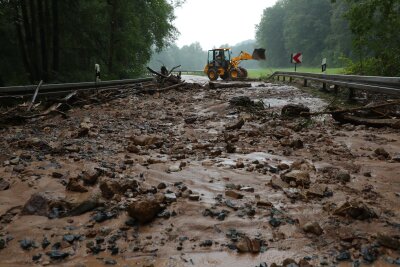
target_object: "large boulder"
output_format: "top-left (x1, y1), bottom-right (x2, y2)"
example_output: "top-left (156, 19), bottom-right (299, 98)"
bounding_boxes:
top-left (127, 194), bottom-right (165, 224)
top-left (281, 170), bottom-right (311, 187)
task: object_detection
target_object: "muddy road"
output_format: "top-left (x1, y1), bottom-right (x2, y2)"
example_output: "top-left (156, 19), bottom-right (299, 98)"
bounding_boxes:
top-left (0, 76), bottom-right (399, 266)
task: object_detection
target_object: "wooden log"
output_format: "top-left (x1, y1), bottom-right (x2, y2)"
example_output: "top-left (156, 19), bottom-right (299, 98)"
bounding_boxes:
top-left (332, 113), bottom-right (400, 128)
top-left (303, 101), bottom-right (400, 116)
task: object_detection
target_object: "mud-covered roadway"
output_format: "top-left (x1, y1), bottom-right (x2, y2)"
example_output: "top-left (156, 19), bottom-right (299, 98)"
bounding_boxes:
top-left (0, 76), bottom-right (399, 267)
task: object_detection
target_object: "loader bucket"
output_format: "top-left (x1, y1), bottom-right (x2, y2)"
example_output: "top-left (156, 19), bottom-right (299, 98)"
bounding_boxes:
top-left (252, 48), bottom-right (266, 60)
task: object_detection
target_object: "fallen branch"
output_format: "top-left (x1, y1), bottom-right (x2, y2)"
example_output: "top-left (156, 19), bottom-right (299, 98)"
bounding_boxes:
top-left (27, 80), bottom-right (43, 111)
top-left (303, 100), bottom-right (400, 116)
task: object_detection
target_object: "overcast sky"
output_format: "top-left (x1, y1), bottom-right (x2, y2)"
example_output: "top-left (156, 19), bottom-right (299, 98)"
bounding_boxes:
top-left (174, 0), bottom-right (278, 49)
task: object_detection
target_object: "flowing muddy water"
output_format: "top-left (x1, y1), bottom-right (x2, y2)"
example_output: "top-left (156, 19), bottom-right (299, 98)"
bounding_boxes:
top-left (0, 77), bottom-right (399, 266)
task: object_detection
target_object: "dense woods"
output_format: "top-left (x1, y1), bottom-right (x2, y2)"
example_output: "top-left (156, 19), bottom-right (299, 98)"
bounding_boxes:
top-left (256, 0), bottom-right (400, 76)
top-left (0, 0), bottom-right (178, 86)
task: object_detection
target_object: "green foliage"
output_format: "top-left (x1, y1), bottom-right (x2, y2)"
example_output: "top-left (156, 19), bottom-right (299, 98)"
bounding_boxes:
top-left (0, 0), bottom-right (178, 85)
top-left (256, 0), bottom-right (353, 68)
top-left (344, 0), bottom-right (400, 76)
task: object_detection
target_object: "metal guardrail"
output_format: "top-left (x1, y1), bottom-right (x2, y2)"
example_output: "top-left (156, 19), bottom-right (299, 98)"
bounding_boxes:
top-left (0, 77), bottom-right (154, 96)
top-left (271, 71), bottom-right (400, 96)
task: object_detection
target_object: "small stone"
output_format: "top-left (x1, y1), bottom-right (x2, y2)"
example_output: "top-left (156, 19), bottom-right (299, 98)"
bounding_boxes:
top-left (336, 171), bottom-right (351, 183)
top-left (336, 250), bottom-right (351, 261)
top-left (66, 178), bottom-right (88, 193)
top-left (188, 194), bottom-right (200, 201)
top-left (42, 237), bottom-right (50, 249)
top-left (127, 145), bottom-right (140, 153)
top-left (104, 259), bottom-right (117, 265)
top-left (52, 172), bottom-right (64, 178)
top-left (361, 245), bottom-right (379, 263)
top-left (164, 193), bottom-right (177, 202)
top-left (377, 233), bottom-right (400, 250)
top-left (374, 147), bottom-right (389, 159)
top-left (81, 168), bottom-right (100, 185)
top-left (63, 234), bottom-right (75, 244)
top-left (270, 176), bottom-right (289, 190)
top-left (302, 222), bottom-right (323, 236)
top-left (281, 170), bottom-right (310, 187)
top-left (0, 178), bottom-right (10, 191)
top-left (157, 183), bottom-right (167, 189)
top-left (269, 217), bottom-right (281, 228)
top-left (32, 253), bottom-right (42, 261)
top-left (240, 186), bottom-right (254, 192)
top-left (225, 118), bottom-right (245, 131)
top-left (236, 237), bottom-right (261, 253)
top-left (20, 239), bottom-right (34, 250)
top-left (225, 190), bottom-right (243, 199)
top-left (200, 240), bottom-right (213, 247)
top-left (168, 165), bottom-right (181, 172)
top-left (333, 200), bottom-right (377, 220)
top-left (127, 194), bottom-right (165, 224)
top-left (46, 250), bottom-right (69, 260)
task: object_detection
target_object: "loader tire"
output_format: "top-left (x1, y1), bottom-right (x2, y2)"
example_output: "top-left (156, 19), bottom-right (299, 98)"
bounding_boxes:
top-left (220, 72), bottom-right (229, 80)
top-left (238, 67), bottom-right (248, 78)
top-left (207, 69), bottom-right (218, 81)
top-left (229, 68), bottom-right (239, 80)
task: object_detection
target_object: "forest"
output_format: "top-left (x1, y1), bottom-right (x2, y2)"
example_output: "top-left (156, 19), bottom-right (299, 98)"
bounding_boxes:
top-left (256, 0), bottom-right (400, 76)
top-left (0, 0), bottom-right (180, 86)
top-left (0, 0), bottom-right (399, 86)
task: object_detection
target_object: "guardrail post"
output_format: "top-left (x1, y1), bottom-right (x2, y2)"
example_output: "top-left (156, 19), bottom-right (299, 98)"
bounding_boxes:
top-left (289, 77), bottom-right (292, 83)
top-left (348, 88), bottom-right (355, 100)
top-left (334, 85), bottom-right (339, 95)
top-left (303, 79), bottom-right (308, 87)
top-left (322, 83), bottom-right (327, 91)
top-left (283, 76), bottom-right (286, 82)
top-left (277, 76), bottom-right (280, 81)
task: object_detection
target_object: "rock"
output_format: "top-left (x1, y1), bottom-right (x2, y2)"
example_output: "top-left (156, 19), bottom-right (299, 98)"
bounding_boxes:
top-left (225, 190), bottom-right (243, 199)
top-left (164, 193), bottom-right (177, 202)
top-left (361, 245), bottom-right (379, 263)
top-left (99, 180), bottom-right (121, 199)
top-left (377, 233), bottom-right (400, 250)
top-left (278, 163), bottom-right (290, 170)
top-left (302, 221), bottom-right (323, 236)
top-left (127, 194), bottom-right (165, 224)
top-left (200, 240), bottom-right (213, 247)
top-left (0, 178), bottom-right (10, 191)
top-left (46, 250), bottom-right (69, 260)
top-left (188, 194), bottom-right (200, 201)
top-left (130, 135), bottom-right (160, 146)
top-left (374, 147), bottom-right (389, 159)
top-left (81, 168), bottom-right (101, 185)
top-left (281, 104), bottom-right (310, 117)
top-left (0, 238), bottom-right (6, 249)
top-left (282, 258), bottom-right (298, 267)
top-left (269, 217), bottom-right (282, 228)
top-left (392, 153), bottom-right (400, 162)
top-left (236, 237), bottom-right (261, 253)
top-left (229, 96), bottom-right (254, 107)
top-left (127, 145), bottom-right (140, 153)
top-left (42, 237), bottom-right (50, 249)
top-left (306, 184), bottom-right (328, 198)
top-left (270, 176), bottom-right (289, 190)
top-left (333, 200), bottom-right (377, 220)
top-left (225, 118), bottom-right (245, 131)
top-left (281, 170), bottom-right (310, 187)
top-left (92, 210), bottom-right (116, 223)
top-left (66, 178), bottom-right (88, 193)
top-left (157, 183), bottom-right (167, 189)
top-left (20, 239), bottom-right (34, 250)
top-left (168, 165), bottom-right (181, 172)
top-left (21, 192), bottom-right (71, 218)
top-left (32, 253), bottom-right (42, 261)
top-left (104, 259), bottom-right (117, 265)
top-left (336, 250), bottom-right (351, 261)
top-left (52, 172), bottom-right (64, 178)
top-left (240, 186), bottom-right (254, 192)
top-left (184, 116), bottom-right (197, 124)
top-left (256, 200), bottom-right (273, 208)
top-left (63, 234), bottom-right (76, 244)
top-left (336, 171), bottom-right (351, 183)
top-left (226, 142), bottom-right (236, 153)
top-left (66, 197), bottom-right (102, 217)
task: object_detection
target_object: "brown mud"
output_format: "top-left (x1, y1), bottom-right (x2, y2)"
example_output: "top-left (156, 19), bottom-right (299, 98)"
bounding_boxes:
top-left (0, 76), bottom-right (399, 266)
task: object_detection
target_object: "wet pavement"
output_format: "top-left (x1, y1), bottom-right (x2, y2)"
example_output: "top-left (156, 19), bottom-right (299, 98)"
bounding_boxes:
top-left (0, 76), bottom-right (399, 266)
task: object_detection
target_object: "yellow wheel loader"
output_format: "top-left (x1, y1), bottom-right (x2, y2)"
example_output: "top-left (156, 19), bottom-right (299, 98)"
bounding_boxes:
top-left (203, 48), bottom-right (266, 81)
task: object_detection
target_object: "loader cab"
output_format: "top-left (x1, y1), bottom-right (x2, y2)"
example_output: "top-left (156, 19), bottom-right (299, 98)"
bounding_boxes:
top-left (208, 48), bottom-right (231, 68)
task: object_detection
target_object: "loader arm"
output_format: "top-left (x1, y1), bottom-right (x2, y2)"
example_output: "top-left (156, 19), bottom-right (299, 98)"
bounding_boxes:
top-left (231, 51), bottom-right (254, 68)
